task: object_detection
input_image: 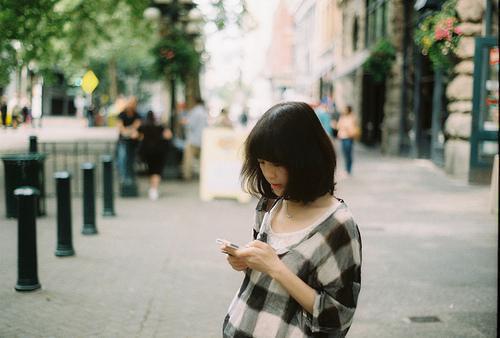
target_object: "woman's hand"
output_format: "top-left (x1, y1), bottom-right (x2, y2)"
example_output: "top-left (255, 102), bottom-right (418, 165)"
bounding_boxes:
top-left (236, 240), bottom-right (285, 277)
top-left (220, 245), bottom-right (248, 271)
top-left (226, 254), bottom-right (248, 271)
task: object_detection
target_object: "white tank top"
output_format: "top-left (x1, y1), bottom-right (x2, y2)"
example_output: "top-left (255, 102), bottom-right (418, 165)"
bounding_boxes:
top-left (263, 199), bottom-right (340, 254)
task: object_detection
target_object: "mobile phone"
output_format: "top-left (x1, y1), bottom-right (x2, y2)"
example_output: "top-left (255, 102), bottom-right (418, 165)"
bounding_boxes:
top-left (216, 238), bottom-right (240, 249)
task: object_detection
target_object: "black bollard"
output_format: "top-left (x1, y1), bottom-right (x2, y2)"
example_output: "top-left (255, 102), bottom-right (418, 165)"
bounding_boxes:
top-left (14, 186), bottom-right (41, 292)
top-left (54, 172), bottom-right (75, 256)
top-left (29, 135), bottom-right (38, 153)
top-left (101, 155), bottom-right (116, 216)
top-left (81, 163), bottom-right (98, 235)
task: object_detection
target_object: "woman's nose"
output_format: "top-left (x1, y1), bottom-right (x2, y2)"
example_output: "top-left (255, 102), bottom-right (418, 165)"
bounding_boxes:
top-left (264, 166), bottom-right (276, 180)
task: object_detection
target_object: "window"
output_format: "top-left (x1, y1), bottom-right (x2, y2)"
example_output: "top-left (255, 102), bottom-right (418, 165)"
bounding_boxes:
top-left (365, 0), bottom-right (388, 47)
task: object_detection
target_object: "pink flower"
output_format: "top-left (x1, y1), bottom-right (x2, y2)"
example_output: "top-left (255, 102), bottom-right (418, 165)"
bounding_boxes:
top-left (454, 26), bottom-right (462, 35)
top-left (446, 18), bottom-right (455, 29)
top-left (435, 26), bottom-right (450, 41)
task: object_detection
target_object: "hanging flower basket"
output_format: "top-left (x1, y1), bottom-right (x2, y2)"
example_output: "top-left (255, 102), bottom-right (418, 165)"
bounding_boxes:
top-left (363, 38), bottom-right (396, 83)
top-left (414, 0), bottom-right (463, 70)
top-left (153, 29), bottom-right (201, 81)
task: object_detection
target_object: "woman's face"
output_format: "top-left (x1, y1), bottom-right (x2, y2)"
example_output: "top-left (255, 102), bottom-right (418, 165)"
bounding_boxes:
top-left (258, 159), bottom-right (289, 197)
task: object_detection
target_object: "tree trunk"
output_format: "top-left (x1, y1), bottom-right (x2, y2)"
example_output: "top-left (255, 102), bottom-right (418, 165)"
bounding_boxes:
top-left (185, 72), bottom-right (201, 108)
top-left (108, 57), bottom-right (118, 102)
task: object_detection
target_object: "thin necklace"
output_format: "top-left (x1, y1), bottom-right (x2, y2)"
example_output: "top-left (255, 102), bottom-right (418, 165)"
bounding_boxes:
top-left (284, 199), bottom-right (293, 218)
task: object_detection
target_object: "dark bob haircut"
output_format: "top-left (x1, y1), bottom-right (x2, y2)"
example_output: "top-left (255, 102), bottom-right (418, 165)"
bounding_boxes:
top-left (241, 101), bottom-right (336, 204)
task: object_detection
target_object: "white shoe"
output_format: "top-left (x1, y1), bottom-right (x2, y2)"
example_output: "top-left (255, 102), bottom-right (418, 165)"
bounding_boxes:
top-left (148, 188), bottom-right (159, 200)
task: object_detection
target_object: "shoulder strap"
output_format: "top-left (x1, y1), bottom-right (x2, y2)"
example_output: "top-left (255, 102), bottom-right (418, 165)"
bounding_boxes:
top-left (253, 197), bottom-right (278, 239)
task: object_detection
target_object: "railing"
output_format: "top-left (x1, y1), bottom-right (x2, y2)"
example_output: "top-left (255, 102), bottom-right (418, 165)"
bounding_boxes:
top-left (40, 141), bottom-right (118, 197)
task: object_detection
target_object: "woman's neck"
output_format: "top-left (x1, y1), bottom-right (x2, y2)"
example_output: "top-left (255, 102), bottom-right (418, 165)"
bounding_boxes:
top-left (272, 194), bottom-right (336, 233)
top-left (286, 193), bottom-right (332, 208)
top-left (283, 194), bottom-right (334, 218)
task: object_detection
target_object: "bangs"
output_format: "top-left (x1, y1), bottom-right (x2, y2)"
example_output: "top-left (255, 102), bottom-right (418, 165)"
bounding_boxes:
top-left (246, 118), bottom-right (289, 165)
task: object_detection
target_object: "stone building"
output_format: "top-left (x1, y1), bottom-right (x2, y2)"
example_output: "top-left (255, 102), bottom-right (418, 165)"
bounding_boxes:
top-left (266, 0), bottom-right (498, 182)
top-left (290, 0), bottom-right (319, 102)
top-left (331, 0), bottom-right (407, 149)
top-left (443, 0), bottom-right (498, 180)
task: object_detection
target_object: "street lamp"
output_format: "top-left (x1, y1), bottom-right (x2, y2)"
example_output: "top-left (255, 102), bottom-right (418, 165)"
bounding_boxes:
top-left (144, 0), bottom-right (199, 135)
top-left (144, 0), bottom-right (202, 179)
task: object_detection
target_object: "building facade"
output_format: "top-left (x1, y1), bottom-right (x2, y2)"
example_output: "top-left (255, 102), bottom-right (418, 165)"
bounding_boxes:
top-left (268, 0), bottom-right (498, 182)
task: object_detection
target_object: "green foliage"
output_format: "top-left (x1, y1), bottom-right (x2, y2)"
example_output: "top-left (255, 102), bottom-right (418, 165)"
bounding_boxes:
top-left (0, 40), bottom-right (16, 86)
top-left (0, 0), bottom-right (157, 91)
top-left (153, 28), bottom-right (201, 81)
top-left (414, 0), bottom-right (463, 70)
top-left (0, 0), bottom-right (246, 99)
top-left (0, 0), bottom-right (64, 85)
top-left (363, 38), bottom-right (396, 83)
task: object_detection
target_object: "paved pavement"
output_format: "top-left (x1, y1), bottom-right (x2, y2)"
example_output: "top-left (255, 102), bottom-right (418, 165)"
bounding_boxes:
top-left (0, 125), bottom-right (497, 337)
top-left (0, 118), bottom-right (117, 154)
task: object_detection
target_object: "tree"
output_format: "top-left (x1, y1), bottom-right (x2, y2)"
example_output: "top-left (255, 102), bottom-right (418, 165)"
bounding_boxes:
top-left (0, 0), bottom-right (64, 86)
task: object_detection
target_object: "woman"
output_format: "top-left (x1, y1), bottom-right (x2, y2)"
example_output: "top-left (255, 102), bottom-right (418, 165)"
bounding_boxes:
top-left (336, 105), bottom-right (359, 175)
top-left (221, 102), bottom-right (362, 337)
top-left (137, 111), bottom-right (172, 200)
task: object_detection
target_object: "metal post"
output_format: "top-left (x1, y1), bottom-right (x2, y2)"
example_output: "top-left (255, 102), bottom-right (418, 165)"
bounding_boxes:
top-left (431, 67), bottom-right (444, 165)
top-left (101, 155), bottom-right (116, 216)
top-left (411, 39), bottom-right (423, 158)
top-left (14, 186), bottom-right (41, 292)
top-left (81, 163), bottom-right (98, 235)
top-left (54, 172), bottom-right (75, 256)
top-left (29, 135), bottom-right (38, 153)
top-left (399, 0), bottom-right (411, 156)
top-left (170, 77), bottom-right (177, 135)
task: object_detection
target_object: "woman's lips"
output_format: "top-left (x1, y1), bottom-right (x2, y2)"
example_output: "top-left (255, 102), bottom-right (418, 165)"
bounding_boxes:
top-left (271, 184), bottom-right (282, 190)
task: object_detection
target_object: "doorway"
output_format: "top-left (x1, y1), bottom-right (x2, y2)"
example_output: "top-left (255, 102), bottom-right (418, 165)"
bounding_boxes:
top-left (361, 73), bottom-right (385, 145)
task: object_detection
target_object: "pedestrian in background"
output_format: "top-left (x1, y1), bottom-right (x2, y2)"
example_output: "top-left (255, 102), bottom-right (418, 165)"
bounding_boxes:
top-left (10, 104), bottom-right (20, 129)
top-left (116, 97), bottom-right (142, 182)
top-left (330, 97), bottom-right (340, 138)
top-left (21, 105), bottom-right (30, 124)
top-left (86, 105), bottom-right (96, 127)
top-left (239, 107), bottom-right (249, 127)
top-left (314, 101), bottom-right (333, 138)
top-left (214, 107), bottom-right (233, 128)
top-left (336, 105), bottom-right (360, 175)
top-left (138, 111), bottom-right (172, 200)
top-left (0, 96), bottom-right (7, 128)
top-left (220, 101), bottom-right (362, 337)
top-left (181, 97), bottom-right (207, 180)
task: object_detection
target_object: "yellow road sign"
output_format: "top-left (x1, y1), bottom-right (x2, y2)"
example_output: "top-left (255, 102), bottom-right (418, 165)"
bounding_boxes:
top-left (81, 70), bottom-right (99, 94)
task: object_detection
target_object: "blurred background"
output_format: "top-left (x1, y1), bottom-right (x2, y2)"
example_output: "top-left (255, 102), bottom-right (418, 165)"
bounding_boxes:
top-left (0, 0), bottom-right (498, 182)
top-left (0, 0), bottom-right (497, 182)
top-left (0, 1), bottom-right (498, 337)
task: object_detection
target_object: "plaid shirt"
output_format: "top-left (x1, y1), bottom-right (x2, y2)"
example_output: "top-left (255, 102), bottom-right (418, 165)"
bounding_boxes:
top-left (223, 197), bottom-right (362, 338)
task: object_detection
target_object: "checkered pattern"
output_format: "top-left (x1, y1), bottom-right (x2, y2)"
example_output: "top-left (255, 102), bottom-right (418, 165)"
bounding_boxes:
top-left (223, 198), bottom-right (362, 337)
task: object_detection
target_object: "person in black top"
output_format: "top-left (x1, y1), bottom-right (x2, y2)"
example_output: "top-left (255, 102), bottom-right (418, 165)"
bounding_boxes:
top-left (138, 111), bottom-right (172, 200)
top-left (116, 97), bottom-right (142, 182)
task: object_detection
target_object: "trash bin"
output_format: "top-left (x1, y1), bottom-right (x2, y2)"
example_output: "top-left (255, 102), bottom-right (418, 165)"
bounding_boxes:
top-left (1, 153), bottom-right (47, 218)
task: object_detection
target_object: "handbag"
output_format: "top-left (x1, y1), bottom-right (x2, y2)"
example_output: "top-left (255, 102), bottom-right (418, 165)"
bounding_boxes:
top-left (351, 125), bottom-right (361, 140)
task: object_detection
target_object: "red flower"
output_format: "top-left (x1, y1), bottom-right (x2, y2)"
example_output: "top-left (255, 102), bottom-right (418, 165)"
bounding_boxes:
top-left (160, 49), bottom-right (175, 60)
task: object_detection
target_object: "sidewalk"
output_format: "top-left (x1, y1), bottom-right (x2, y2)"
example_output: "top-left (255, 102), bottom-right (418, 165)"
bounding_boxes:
top-left (0, 145), bottom-right (497, 337)
top-left (0, 117), bottom-right (117, 153)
